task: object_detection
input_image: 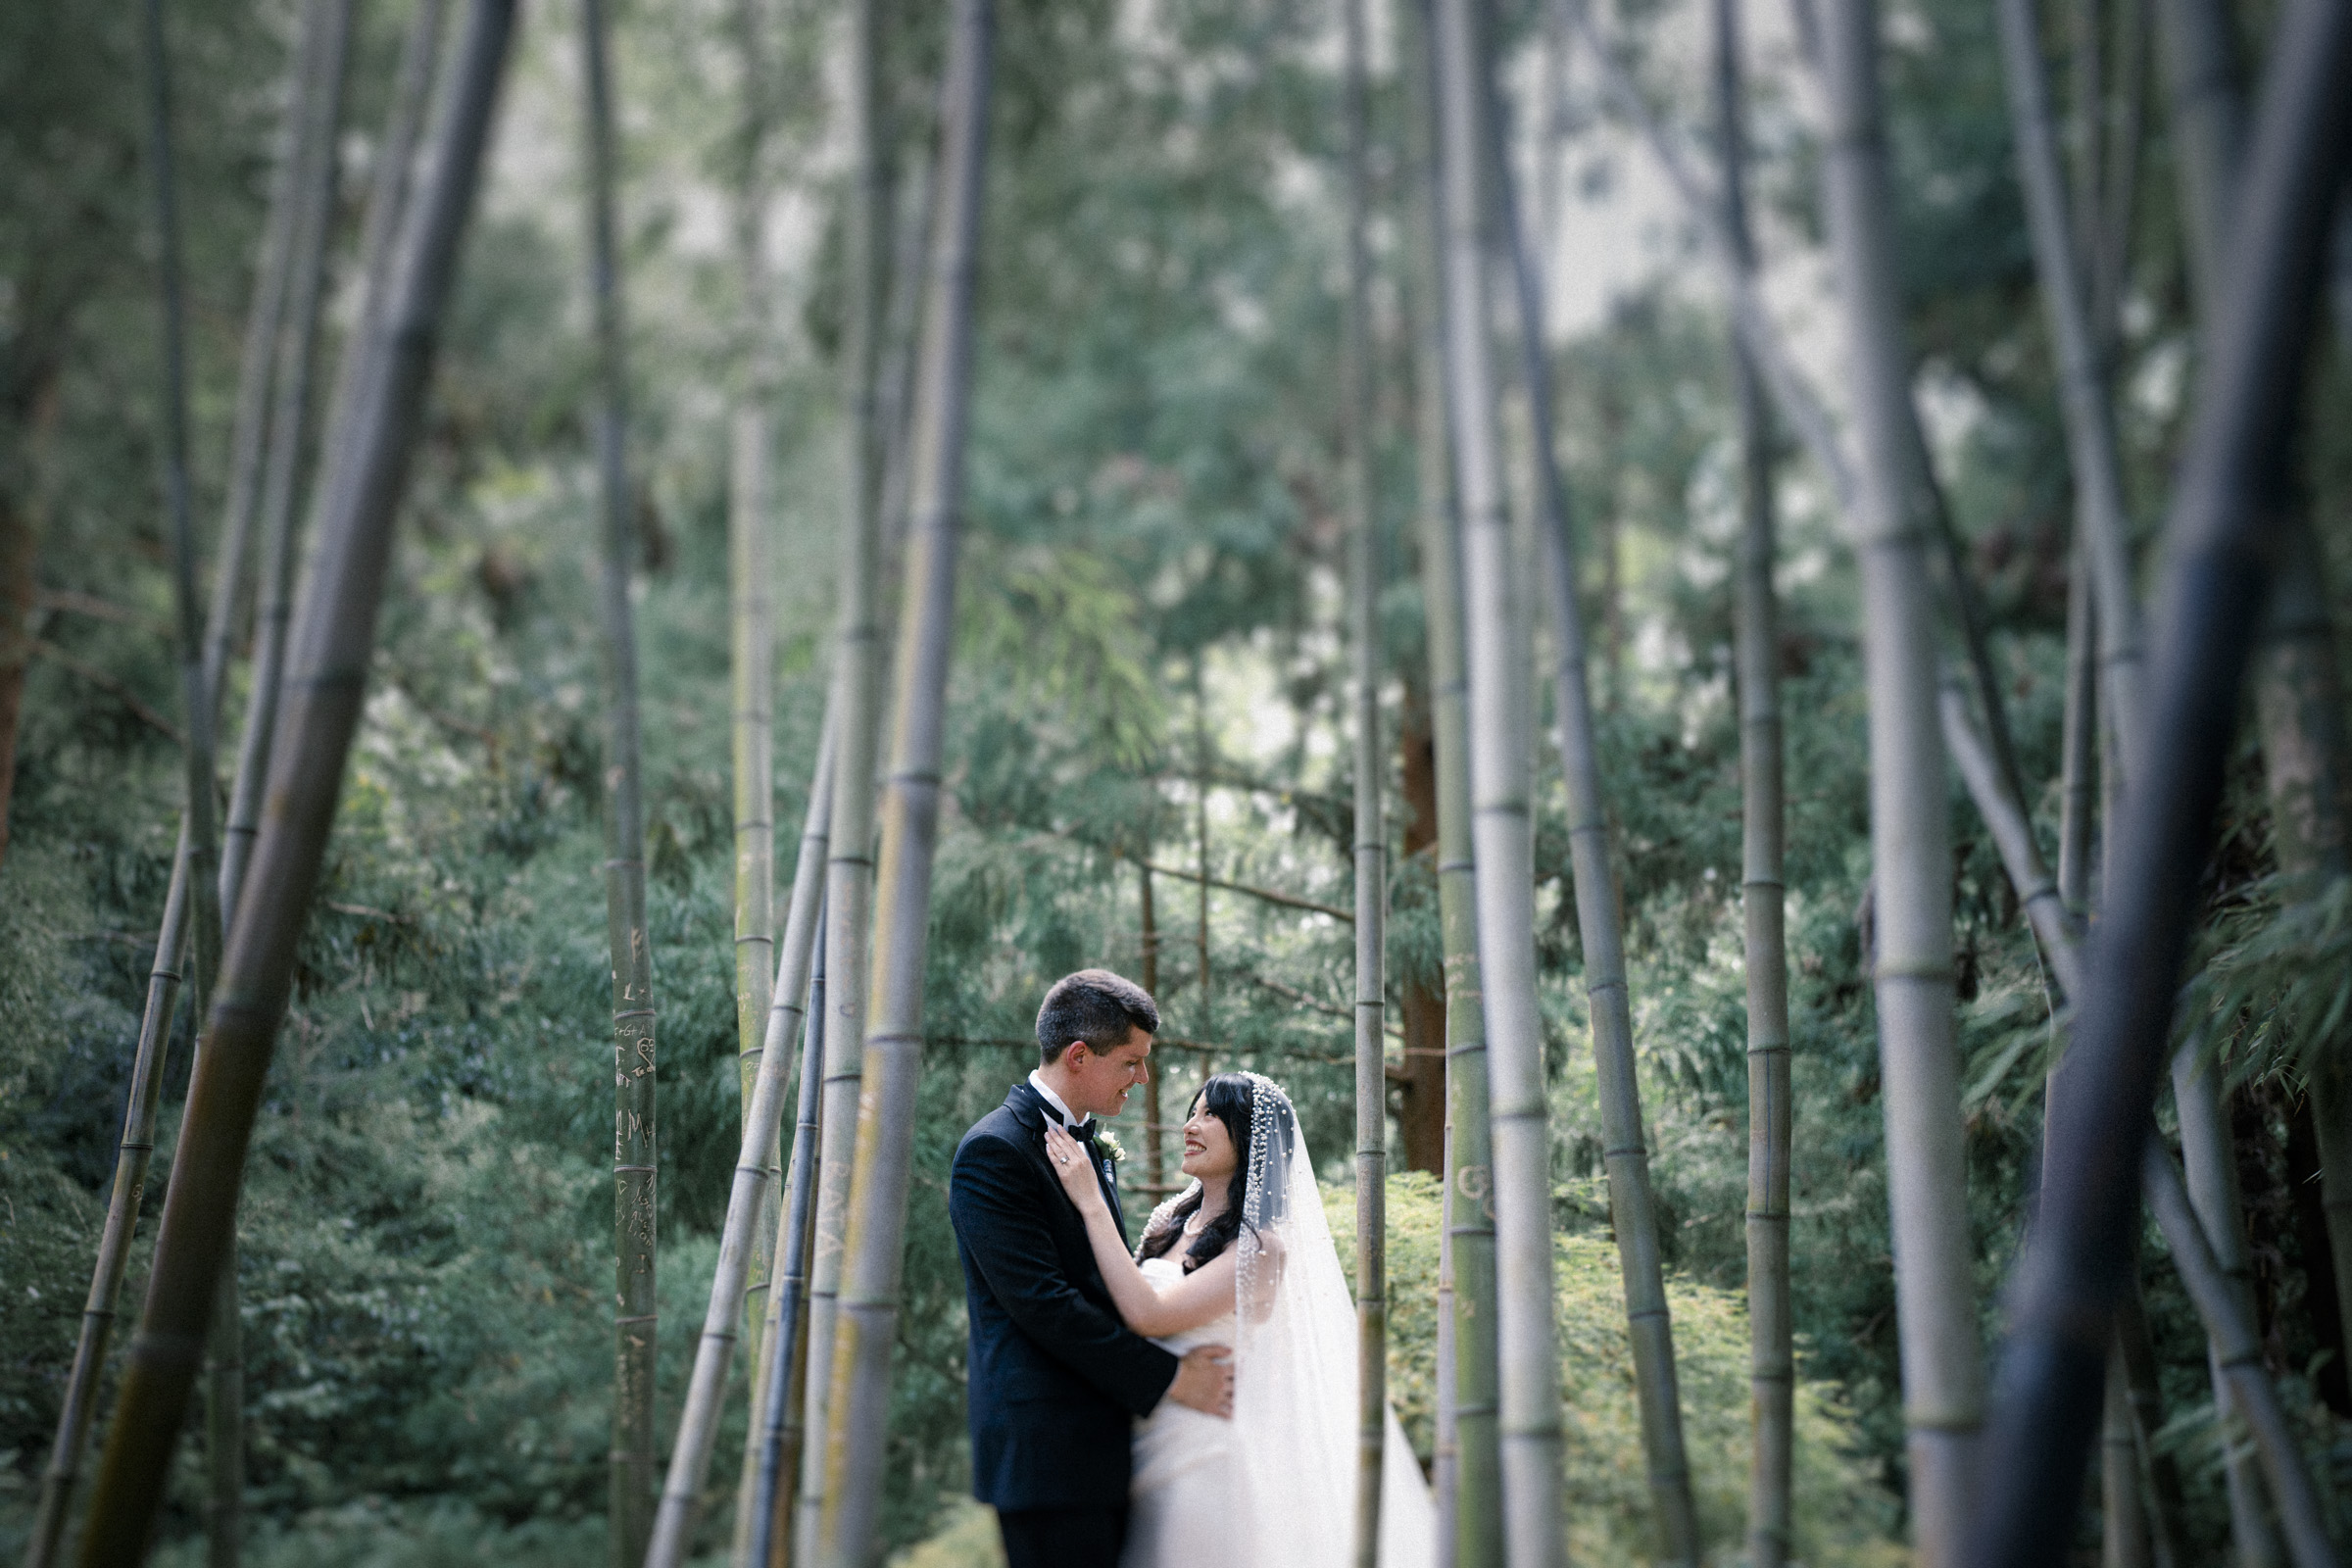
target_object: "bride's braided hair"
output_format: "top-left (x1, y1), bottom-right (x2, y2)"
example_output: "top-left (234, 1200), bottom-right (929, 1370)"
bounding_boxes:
top-left (1137, 1073), bottom-right (1255, 1273)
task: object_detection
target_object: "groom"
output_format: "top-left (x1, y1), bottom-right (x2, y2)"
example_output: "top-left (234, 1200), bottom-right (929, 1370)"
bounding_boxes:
top-left (950, 968), bottom-right (1234, 1568)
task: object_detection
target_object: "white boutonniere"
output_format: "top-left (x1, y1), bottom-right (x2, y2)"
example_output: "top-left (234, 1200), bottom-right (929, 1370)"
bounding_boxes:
top-left (1095, 1129), bottom-right (1125, 1165)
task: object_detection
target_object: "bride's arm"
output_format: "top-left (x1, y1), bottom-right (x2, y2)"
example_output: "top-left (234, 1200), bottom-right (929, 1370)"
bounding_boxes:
top-left (1044, 1122), bottom-right (1237, 1338)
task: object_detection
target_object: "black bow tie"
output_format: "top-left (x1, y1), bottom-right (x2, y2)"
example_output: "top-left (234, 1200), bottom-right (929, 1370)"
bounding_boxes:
top-left (1065, 1118), bottom-right (1099, 1144)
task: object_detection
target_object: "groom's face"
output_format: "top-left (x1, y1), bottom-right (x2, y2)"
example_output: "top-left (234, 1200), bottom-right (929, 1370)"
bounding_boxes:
top-left (1062, 1029), bottom-right (1154, 1119)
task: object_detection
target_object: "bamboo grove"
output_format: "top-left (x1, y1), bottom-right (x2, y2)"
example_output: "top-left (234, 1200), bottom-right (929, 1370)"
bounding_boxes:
top-left (4, 0), bottom-right (2352, 1564)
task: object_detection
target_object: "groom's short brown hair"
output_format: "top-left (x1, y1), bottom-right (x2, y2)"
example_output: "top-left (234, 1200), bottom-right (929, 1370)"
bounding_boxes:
top-left (1035, 969), bottom-right (1159, 1067)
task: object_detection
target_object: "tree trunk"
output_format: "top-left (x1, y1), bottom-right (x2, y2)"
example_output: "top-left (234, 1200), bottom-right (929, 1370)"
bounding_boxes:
top-left (796, 0), bottom-right (886, 1554)
top-left (1491, 47), bottom-right (1699, 1566)
top-left (811, 1), bottom-right (991, 1558)
top-left (1343, 2), bottom-right (1388, 1558)
top-left (646, 727), bottom-right (835, 1568)
top-left (1397, 677), bottom-right (1446, 1176)
top-left (1431, 2), bottom-right (1569, 1562)
top-left (1716, 0), bottom-right (1793, 1555)
top-left (72, 6), bottom-right (514, 1557)
top-left (1817, 4), bottom-right (1984, 1558)
top-left (1967, 0), bottom-right (2352, 1551)
top-left (1401, 0), bottom-right (1499, 1557)
top-left (577, 2), bottom-right (660, 1556)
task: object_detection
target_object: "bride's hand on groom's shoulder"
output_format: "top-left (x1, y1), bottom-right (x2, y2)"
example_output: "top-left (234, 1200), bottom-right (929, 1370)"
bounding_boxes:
top-left (1041, 1123), bottom-right (1102, 1210)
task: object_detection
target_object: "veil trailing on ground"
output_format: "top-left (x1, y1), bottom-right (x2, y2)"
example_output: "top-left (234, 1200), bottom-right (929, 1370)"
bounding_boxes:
top-left (1148, 1073), bottom-right (1437, 1567)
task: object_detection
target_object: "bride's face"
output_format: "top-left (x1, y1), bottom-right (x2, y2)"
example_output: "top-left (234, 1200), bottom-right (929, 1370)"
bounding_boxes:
top-left (1178, 1099), bottom-right (1238, 1182)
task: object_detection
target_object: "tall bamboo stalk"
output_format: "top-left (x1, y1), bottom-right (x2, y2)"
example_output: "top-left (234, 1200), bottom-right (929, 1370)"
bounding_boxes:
top-left (2098, 1344), bottom-right (2152, 1568)
top-left (1399, 1), bottom-right (1497, 1556)
top-left (729, 0), bottom-right (780, 1379)
top-left (1490, 54), bottom-right (1698, 1567)
top-left (72, 7), bottom-right (515, 1557)
top-left (1342, 1), bottom-right (1387, 1559)
top-left (744, 906), bottom-right (828, 1568)
top-left (1431, 3), bottom-right (1568, 1563)
top-left (1815, 4), bottom-right (1984, 1558)
top-left (1940, 684), bottom-right (2085, 1000)
top-left (23, 4), bottom-right (351, 1552)
top-left (1715, 0), bottom-right (1793, 1554)
top-left (811, 2), bottom-right (991, 1559)
top-left (207, 12), bottom-right (354, 1558)
top-left (576, 1), bottom-right (659, 1557)
top-left (1141, 865), bottom-right (1165, 1192)
top-left (794, 0), bottom-right (887, 1555)
top-left (131, 11), bottom-right (237, 1563)
top-left (2160, 0), bottom-right (2352, 1371)
top-left (732, 718), bottom-right (838, 1568)
top-left (2058, 547), bottom-right (2099, 913)
top-left (646, 729), bottom-right (836, 1568)
top-left (1968, 0), bottom-right (2352, 1550)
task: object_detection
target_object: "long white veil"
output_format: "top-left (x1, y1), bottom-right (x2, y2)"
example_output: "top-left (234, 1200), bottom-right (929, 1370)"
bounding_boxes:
top-left (1151, 1072), bottom-right (1437, 1567)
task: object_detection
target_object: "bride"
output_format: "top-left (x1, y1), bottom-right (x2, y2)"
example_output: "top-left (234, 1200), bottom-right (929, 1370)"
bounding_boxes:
top-left (1043, 1070), bottom-right (1437, 1568)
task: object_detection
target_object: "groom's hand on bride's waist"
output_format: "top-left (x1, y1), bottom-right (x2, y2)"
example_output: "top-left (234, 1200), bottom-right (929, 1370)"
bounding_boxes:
top-left (1163, 1345), bottom-right (1233, 1419)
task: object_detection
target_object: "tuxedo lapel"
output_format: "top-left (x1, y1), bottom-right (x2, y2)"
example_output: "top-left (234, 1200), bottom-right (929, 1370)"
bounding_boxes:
top-left (1004, 1082), bottom-right (1130, 1247)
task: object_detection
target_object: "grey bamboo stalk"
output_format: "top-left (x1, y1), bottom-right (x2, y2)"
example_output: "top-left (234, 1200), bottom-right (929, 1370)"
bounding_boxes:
top-left (197, 4), bottom-right (313, 709)
top-left (1968, 0), bottom-right (2352, 1543)
top-left (1939, 683), bottom-right (2085, 1000)
top-left (812, 1), bottom-right (991, 1559)
top-left (2098, 1346), bottom-right (2151, 1568)
top-left (577, 0), bottom-right (659, 1556)
top-left (22, 845), bottom-right (191, 1568)
top-left (207, 11), bottom-right (355, 1556)
top-left (818, 0), bottom-right (992, 1560)
top-left (1430, 1), bottom-right (1569, 1562)
top-left (1715, 0), bottom-right (1794, 1552)
top-left (73, 6), bottom-right (515, 1556)
top-left (1399, 0), bottom-right (1498, 1556)
top-left (2159, 0), bottom-right (2352, 1370)
top-left (23, 0), bottom-right (345, 1548)
top-left (729, 0), bottom-right (780, 1348)
top-left (1491, 59), bottom-right (1697, 1564)
top-left (132, 9), bottom-right (235, 1560)
top-left (2140, 1144), bottom-right (2337, 1568)
top-left (645, 729), bottom-right (836, 1568)
top-left (794, 0), bottom-right (887, 1555)
top-left (729, 713), bottom-right (837, 1566)
top-left (1995, 0), bottom-right (2148, 781)
top-left (1816, 2), bottom-right (1983, 1557)
top-left (2145, 3), bottom-right (2320, 1548)
top-left (873, 147), bottom-right (935, 563)
top-left (1342, 0), bottom-right (1387, 1558)
top-left (745, 906), bottom-right (829, 1568)
top-left (2058, 546), bottom-right (2098, 913)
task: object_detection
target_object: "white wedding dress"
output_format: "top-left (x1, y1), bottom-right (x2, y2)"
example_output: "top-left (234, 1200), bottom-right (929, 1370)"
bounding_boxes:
top-left (1121, 1075), bottom-right (1437, 1568)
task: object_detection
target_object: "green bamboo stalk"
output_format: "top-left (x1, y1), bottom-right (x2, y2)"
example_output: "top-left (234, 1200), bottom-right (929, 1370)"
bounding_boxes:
top-left (1342, 0), bottom-right (1387, 1559)
top-left (575, 1), bottom-right (659, 1558)
top-left (2099, 1345), bottom-right (2151, 1568)
top-left (1492, 75), bottom-right (1697, 1568)
top-left (1939, 682), bottom-right (2084, 1000)
top-left (794, 0), bottom-right (886, 1555)
top-left (2058, 543), bottom-right (2098, 914)
top-left (1815, 4), bottom-right (1984, 1558)
top-left (1398, 1), bottom-right (1495, 1557)
top-left (729, 0), bottom-right (781, 1381)
top-left (72, 7), bottom-right (514, 1556)
top-left (811, 2), bottom-right (991, 1558)
top-left (1714, 0), bottom-right (1792, 1553)
top-left (1430, 3), bottom-right (1568, 1563)
top-left (646, 726), bottom-right (836, 1568)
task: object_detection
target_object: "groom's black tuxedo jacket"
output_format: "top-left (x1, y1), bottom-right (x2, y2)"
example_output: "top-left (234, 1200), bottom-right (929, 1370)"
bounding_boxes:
top-left (950, 1082), bottom-right (1179, 1511)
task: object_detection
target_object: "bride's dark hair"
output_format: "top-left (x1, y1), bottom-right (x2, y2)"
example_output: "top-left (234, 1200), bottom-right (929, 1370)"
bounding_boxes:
top-left (1137, 1072), bottom-right (1254, 1273)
